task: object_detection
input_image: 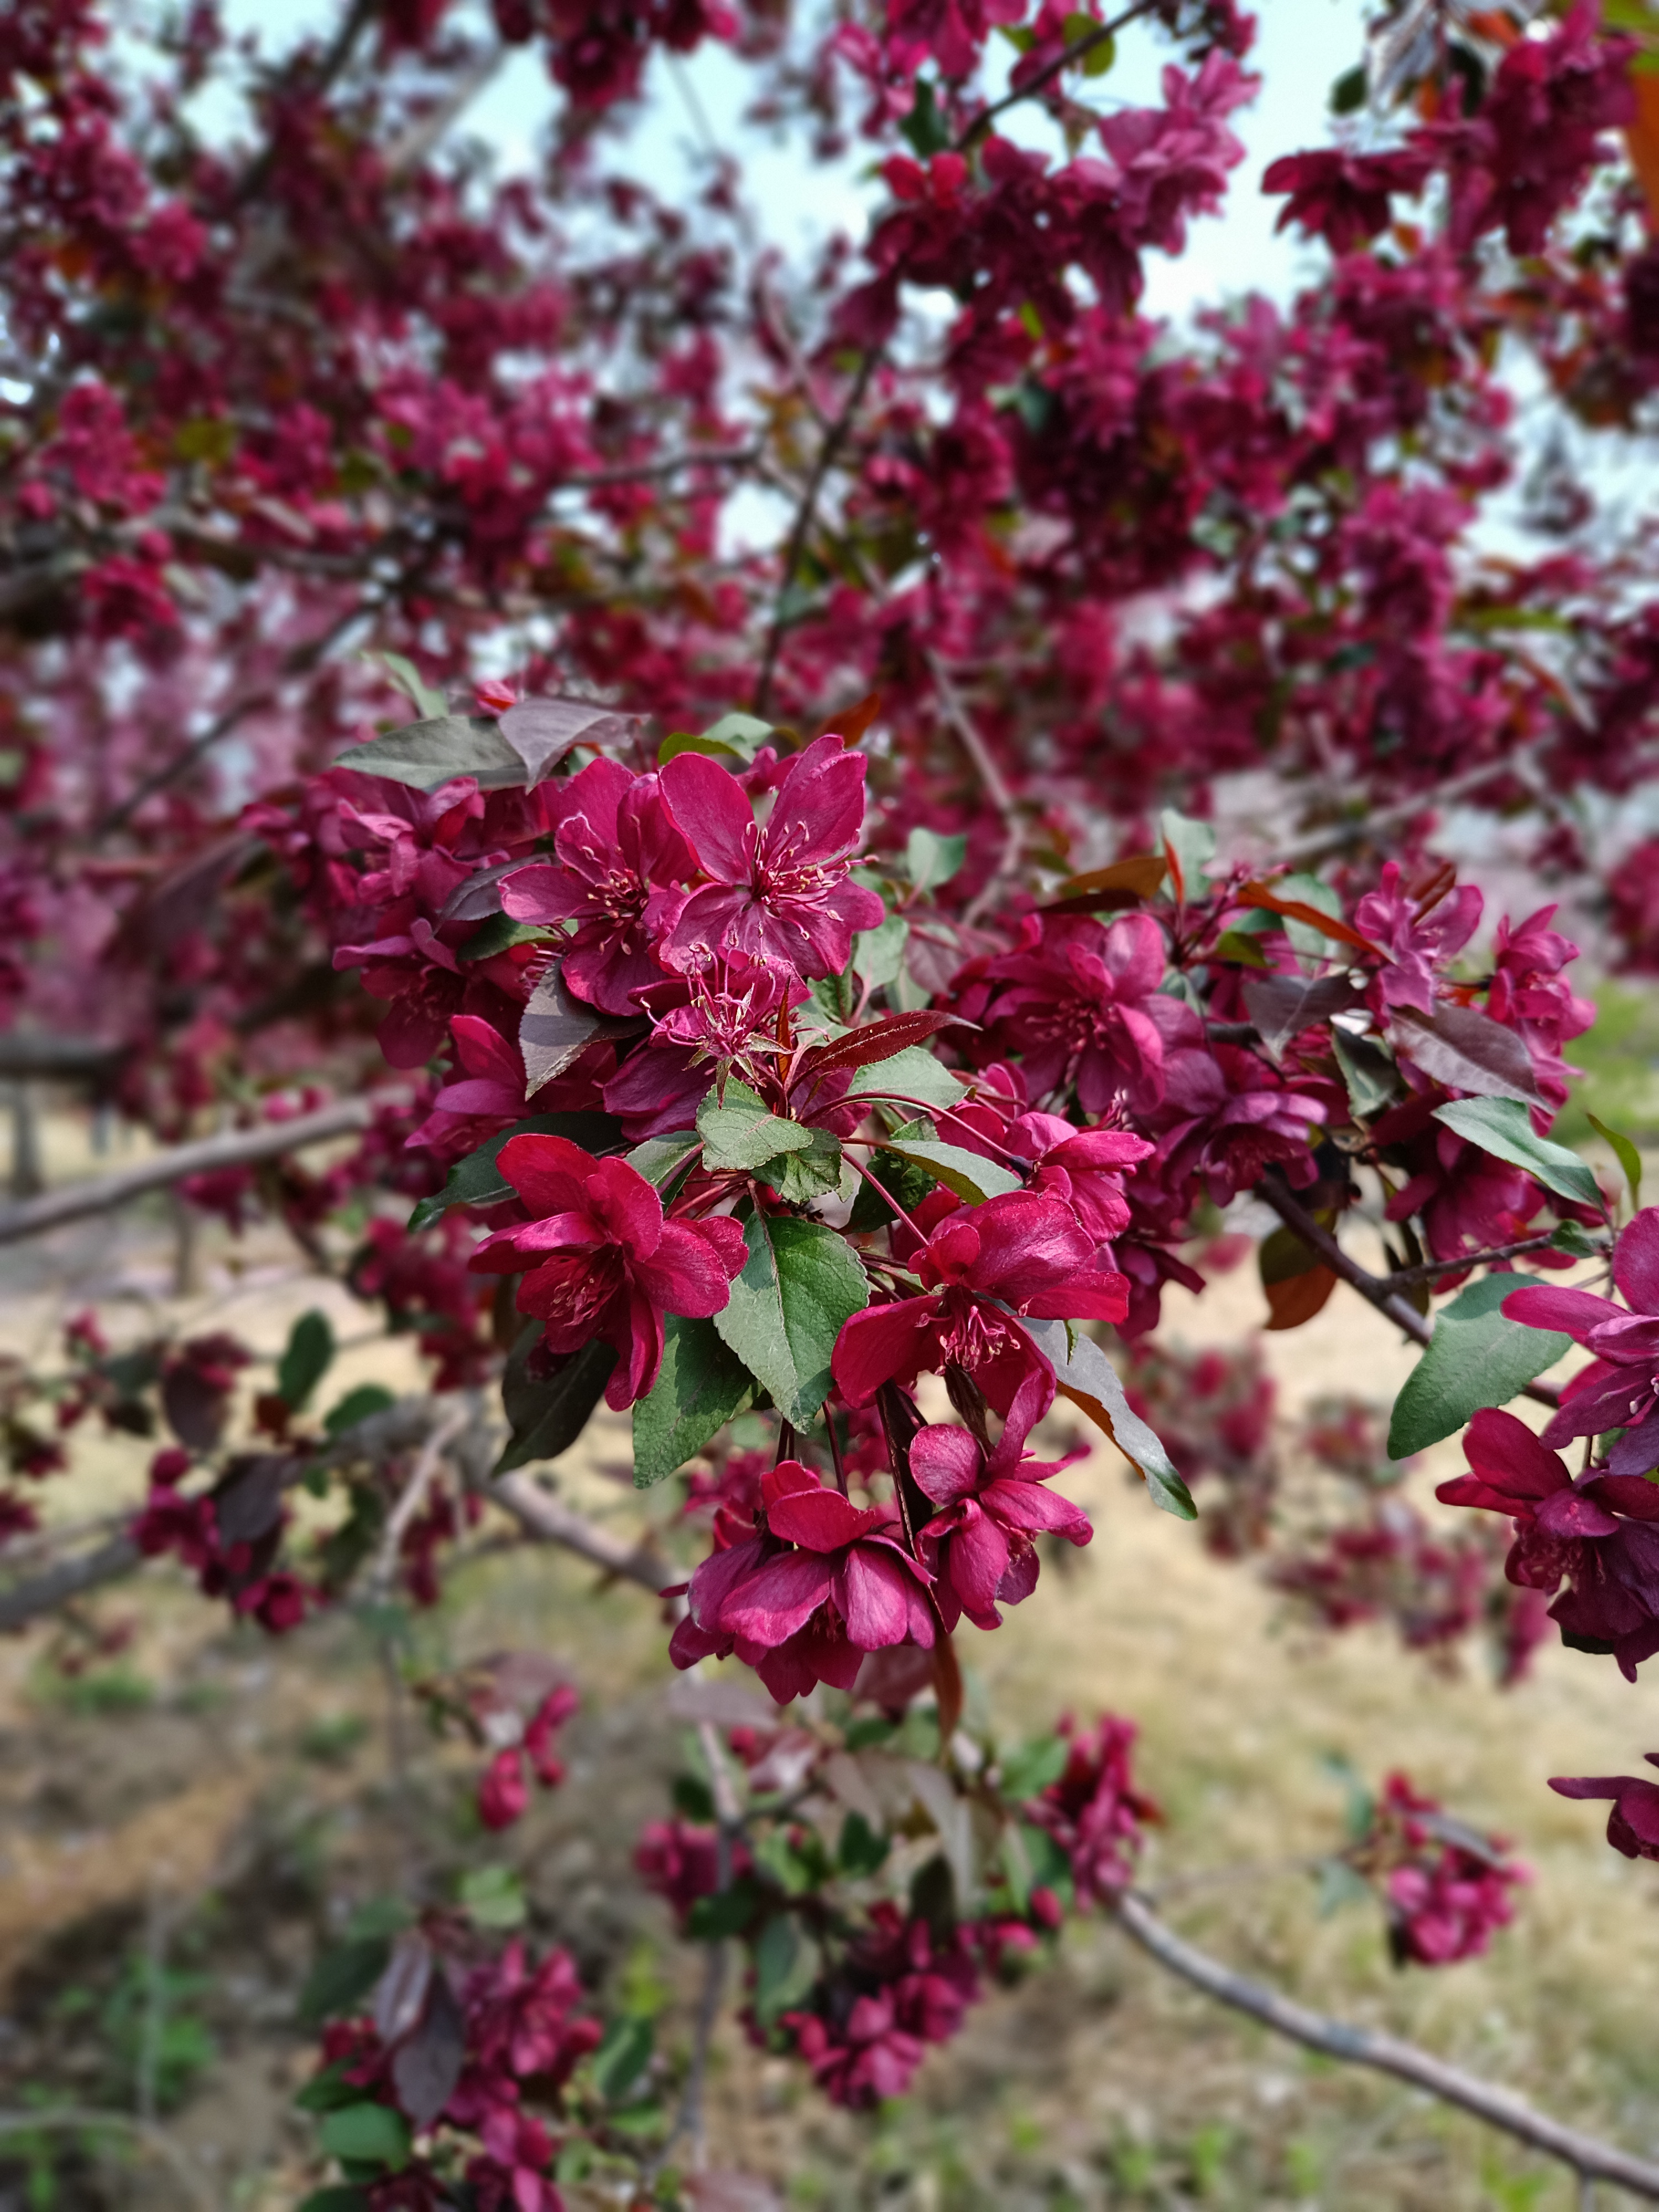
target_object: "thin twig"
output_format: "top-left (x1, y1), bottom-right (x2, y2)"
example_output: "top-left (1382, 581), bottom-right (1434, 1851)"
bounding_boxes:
top-left (487, 1470), bottom-right (679, 1595)
top-left (385, 42), bottom-right (507, 176)
top-left (1112, 1890), bottom-right (1659, 2200)
top-left (1254, 1174), bottom-right (1562, 1407)
top-left (1269, 743), bottom-right (1552, 872)
top-left (0, 2109), bottom-right (216, 2212)
top-left (0, 1095), bottom-right (378, 1248)
top-left (366, 1404), bottom-right (469, 1600)
top-left (753, 349), bottom-right (879, 716)
top-left (925, 649), bottom-right (1022, 923)
top-left (955, 0), bottom-right (1160, 145)
top-left (1379, 1232), bottom-right (1566, 1290)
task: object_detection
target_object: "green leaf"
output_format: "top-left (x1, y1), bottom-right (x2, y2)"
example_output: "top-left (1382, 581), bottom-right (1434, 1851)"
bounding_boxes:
top-left (298, 2189), bottom-right (370, 2212)
top-left (686, 1876), bottom-right (763, 1940)
top-left (334, 714), bottom-right (528, 792)
top-left (998, 1735), bottom-right (1069, 1801)
top-left (698, 1077), bottom-right (815, 1174)
top-left (278, 1309), bottom-right (335, 1412)
top-left (592, 2016), bottom-right (654, 2103)
top-left (1329, 61), bottom-right (1366, 112)
top-left (366, 650), bottom-right (446, 720)
top-left (299, 1938), bottom-right (390, 2031)
top-left (1159, 808), bottom-right (1216, 903)
top-left (632, 1315), bottom-right (754, 1485)
top-left (1432, 1098), bottom-right (1604, 1212)
top-left (838, 1811), bottom-right (890, 1877)
top-left (496, 1333), bottom-right (617, 1473)
top-left (900, 75), bottom-right (951, 158)
top-left (876, 1136), bottom-right (1020, 1204)
top-left (1078, 25), bottom-right (1115, 72)
top-left (323, 1384), bottom-right (397, 1438)
top-left (1386, 1276), bottom-right (1571, 1458)
top-left (853, 914), bottom-right (909, 990)
top-left (904, 827), bottom-right (968, 894)
top-left (752, 1915), bottom-right (820, 2027)
top-left (1274, 870), bottom-right (1349, 965)
top-left (845, 1045), bottom-right (966, 1115)
top-left (625, 1129), bottom-right (701, 1189)
top-left (659, 712), bottom-right (774, 765)
top-left (1549, 1219), bottom-right (1606, 1260)
top-left (1332, 1029), bottom-right (1400, 1121)
top-left (1588, 1112), bottom-right (1643, 1211)
top-left (714, 1213), bottom-right (870, 1427)
top-left (458, 1865), bottom-right (526, 1930)
top-left (457, 911), bottom-right (540, 963)
top-left (847, 1133), bottom-right (935, 1232)
top-left (319, 2103), bottom-right (411, 2170)
top-left (759, 1124), bottom-right (844, 1204)
top-left (408, 1112), bottom-right (621, 1231)
top-left (296, 2063), bottom-right (365, 2116)
top-left (1021, 1318), bottom-right (1195, 1519)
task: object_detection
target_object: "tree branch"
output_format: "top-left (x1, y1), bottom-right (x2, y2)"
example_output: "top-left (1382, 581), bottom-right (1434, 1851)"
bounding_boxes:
top-left (1254, 1173), bottom-right (1561, 1408)
top-left (1379, 1232), bottom-right (1566, 1290)
top-left (0, 1096), bottom-right (378, 1249)
top-left (0, 1396), bottom-right (447, 1634)
top-left (956, 0), bottom-right (1160, 146)
top-left (0, 1035), bottom-right (127, 1081)
top-left (753, 348), bottom-right (879, 717)
top-left (925, 648), bottom-right (1022, 923)
top-left (487, 1469), bottom-right (679, 1595)
top-left (1112, 1889), bottom-right (1659, 2200)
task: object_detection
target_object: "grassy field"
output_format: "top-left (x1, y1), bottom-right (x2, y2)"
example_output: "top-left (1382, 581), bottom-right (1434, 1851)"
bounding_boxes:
top-left (2, 1120), bottom-right (1659, 2209)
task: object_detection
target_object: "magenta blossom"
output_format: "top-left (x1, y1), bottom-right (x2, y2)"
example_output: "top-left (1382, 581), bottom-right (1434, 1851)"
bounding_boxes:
top-left (1025, 1714), bottom-right (1158, 1906)
top-left (1005, 1110), bottom-right (1153, 1242)
top-left (1504, 1209), bottom-right (1659, 1475)
top-left (407, 1013), bottom-right (529, 1159)
top-left (1369, 1773), bottom-right (1526, 1968)
top-left (1434, 1407), bottom-right (1659, 1678)
top-left (1550, 1757), bottom-right (1659, 1861)
top-left (468, 1134), bottom-right (746, 1407)
top-left (651, 949), bottom-right (808, 1060)
top-left (672, 1459), bottom-right (935, 1705)
top-left (914, 1369), bottom-right (1092, 1629)
top-left (782, 1904), bottom-right (978, 2109)
top-left (1353, 861), bottom-right (1483, 1017)
top-left (832, 1191), bottom-right (1130, 1414)
top-left (500, 758), bottom-right (695, 1014)
top-left (980, 911), bottom-right (1199, 1114)
top-left (1488, 905), bottom-right (1593, 1114)
top-left (660, 732), bottom-right (886, 978)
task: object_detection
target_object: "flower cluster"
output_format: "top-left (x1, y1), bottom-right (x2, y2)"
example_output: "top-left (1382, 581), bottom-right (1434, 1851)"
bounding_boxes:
top-left (1348, 1772), bottom-right (1528, 1969)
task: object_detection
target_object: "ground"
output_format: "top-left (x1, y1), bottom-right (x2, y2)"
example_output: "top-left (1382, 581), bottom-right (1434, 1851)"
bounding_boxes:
top-left (2, 1109), bottom-right (1659, 2211)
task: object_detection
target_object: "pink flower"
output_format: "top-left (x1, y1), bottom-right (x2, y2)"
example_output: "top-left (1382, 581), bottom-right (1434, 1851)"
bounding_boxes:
top-left (660, 733), bottom-right (886, 979)
top-left (1550, 1758), bottom-right (1659, 1861)
top-left (1503, 1209), bottom-right (1659, 1475)
top-left (500, 758), bottom-right (695, 1014)
top-left (635, 1817), bottom-right (751, 1924)
top-left (407, 1014), bottom-right (529, 1159)
top-left (1353, 861), bottom-right (1483, 1017)
top-left (651, 949), bottom-right (808, 1060)
top-left (1487, 905), bottom-right (1594, 1113)
top-left (981, 911), bottom-right (1198, 1114)
top-left (1026, 1714), bottom-right (1157, 1906)
top-left (672, 1460), bottom-right (936, 1705)
top-left (782, 1905), bottom-right (978, 2109)
top-left (832, 1191), bottom-right (1129, 1413)
top-left (1434, 1406), bottom-right (1659, 1678)
top-left (914, 1369), bottom-right (1092, 1629)
top-left (1263, 145), bottom-right (1434, 254)
top-left (1005, 1111), bottom-right (1152, 1242)
top-left (468, 1134), bottom-right (747, 1407)
top-left (1367, 1773), bottom-right (1526, 1968)
top-left (478, 1748), bottom-right (529, 1830)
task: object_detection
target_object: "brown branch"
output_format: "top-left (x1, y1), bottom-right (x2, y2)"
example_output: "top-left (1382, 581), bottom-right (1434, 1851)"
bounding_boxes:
top-left (0, 1095), bottom-right (379, 1249)
top-left (1380, 1232), bottom-right (1568, 1290)
top-left (487, 1469), bottom-right (679, 1595)
top-left (926, 649), bottom-right (1022, 923)
top-left (955, 0), bottom-right (1160, 147)
top-left (554, 445), bottom-right (762, 492)
top-left (753, 348), bottom-right (880, 717)
top-left (229, 0), bottom-right (379, 212)
top-left (0, 1035), bottom-right (127, 1081)
top-left (1271, 743), bottom-right (1552, 872)
top-left (1112, 1889), bottom-right (1659, 2200)
top-left (1255, 1173), bottom-right (1561, 1408)
top-left (0, 1396), bottom-right (448, 1634)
